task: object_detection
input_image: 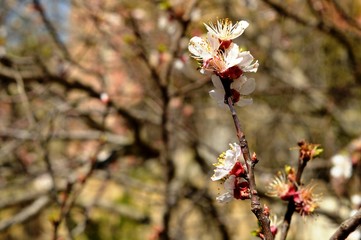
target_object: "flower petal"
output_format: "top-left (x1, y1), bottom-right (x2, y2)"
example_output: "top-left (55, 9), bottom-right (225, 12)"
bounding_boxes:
top-left (211, 75), bottom-right (224, 89)
top-left (211, 168), bottom-right (230, 181)
top-left (235, 98), bottom-right (253, 107)
top-left (216, 192), bottom-right (234, 203)
top-left (209, 90), bottom-right (227, 108)
top-left (188, 37), bottom-right (212, 60)
top-left (224, 175), bottom-right (236, 191)
top-left (225, 44), bottom-right (243, 67)
top-left (238, 78), bottom-right (256, 95)
top-left (232, 20), bottom-right (249, 37)
top-left (238, 51), bottom-right (254, 65)
top-left (237, 51), bottom-right (259, 73)
top-left (207, 32), bottom-right (221, 52)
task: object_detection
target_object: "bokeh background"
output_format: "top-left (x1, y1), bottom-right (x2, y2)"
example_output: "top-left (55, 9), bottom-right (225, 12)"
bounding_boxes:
top-left (0, 0), bottom-right (360, 239)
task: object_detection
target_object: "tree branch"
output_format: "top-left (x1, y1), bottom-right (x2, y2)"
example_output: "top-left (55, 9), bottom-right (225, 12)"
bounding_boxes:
top-left (221, 79), bottom-right (273, 239)
top-left (0, 196), bottom-right (49, 231)
top-left (329, 209), bottom-right (361, 240)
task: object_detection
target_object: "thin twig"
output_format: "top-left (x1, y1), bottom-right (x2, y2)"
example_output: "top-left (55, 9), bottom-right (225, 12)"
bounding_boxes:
top-left (222, 80), bottom-right (273, 239)
top-left (279, 141), bottom-right (311, 240)
top-left (261, 0), bottom-right (361, 85)
top-left (51, 89), bottom-right (111, 239)
top-left (184, 183), bottom-right (231, 239)
top-left (71, 171), bottom-right (110, 237)
top-left (13, 67), bottom-right (35, 127)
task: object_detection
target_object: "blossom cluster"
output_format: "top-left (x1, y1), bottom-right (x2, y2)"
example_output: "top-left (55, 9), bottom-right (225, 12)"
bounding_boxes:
top-left (188, 18), bottom-right (258, 108)
top-left (211, 143), bottom-right (249, 203)
top-left (267, 166), bottom-right (321, 216)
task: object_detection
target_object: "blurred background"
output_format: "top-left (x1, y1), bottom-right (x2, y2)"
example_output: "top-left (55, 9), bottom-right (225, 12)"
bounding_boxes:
top-left (0, 0), bottom-right (360, 239)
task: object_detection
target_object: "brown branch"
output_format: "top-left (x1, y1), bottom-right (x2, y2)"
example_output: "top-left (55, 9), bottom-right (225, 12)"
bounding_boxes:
top-left (82, 200), bottom-right (150, 223)
top-left (32, 0), bottom-right (70, 60)
top-left (221, 79), bottom-right (273, 239)
top-left (226, 98), bottom-right (273, 240)
top-left (171, 77), bottom-right (210, 98)
top-left (307, 0), bottom-right (361, 35)
top-left (1, 58), bottom-right (158, 160)
top-left (279, 141), bottom-right (315, 240)
top-left (329, 209), bottom-right (361, 240)
top-left (279, 159), bottom-right (307, 239)
top-left (184, 183), bottom-right (231, 239)
top-left (127, 3), bottom-right (195, 239)
top-left (261, 0), bottom-right (361, 85)
top-left (40, 117), bottom-right (61, 206)
top-left (50, 91), bottom-right (112, 240)
top-left (0, 196), bottom-right (50, 231)
top-left (13, 66), bottom-right (36, 127)
top-left (0, 128), bottom-right (131, 145)
top-left (71, 172), bottom-right (110, 237)
top-left (32, 0), bottom-right (105, 81)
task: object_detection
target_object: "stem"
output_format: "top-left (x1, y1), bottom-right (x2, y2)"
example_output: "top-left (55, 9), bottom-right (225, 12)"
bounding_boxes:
top-left (279, 151), bottom-right (308, 240)
top-left (221, 78), bottom-right (273, 240)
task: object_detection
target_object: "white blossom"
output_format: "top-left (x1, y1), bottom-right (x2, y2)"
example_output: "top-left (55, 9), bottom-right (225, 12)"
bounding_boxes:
top-left (237, 51), bottom-right (259, 73)
top-left (216, 175), bottom-right (237, 203)
top-left (330, 154), bottom-right (352, 179)
top-left (209, 75), bottom-right (255, 108)
top-left (204, 19), bottom-right (249, 41)
top-left (188, 33), bottom-right (220, 66)
top-left (211, 143), bottom-right (242, 181)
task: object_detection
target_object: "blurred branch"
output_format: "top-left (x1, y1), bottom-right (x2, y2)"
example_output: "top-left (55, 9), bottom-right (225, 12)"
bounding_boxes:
top-left (307, 0), bottom-right (361, 35)
top-left (32, 0), bottom-right (106, 82)
top-left (90, 200), bottom-right (150, 223)
top-left (171, 78), bottom-right (210, 98)
top-left (261, 0), bottom-right (361, 84)
top-left (13, 67), bottom-right (35, 127)
top-left (126, 3), bottom-right (196, 239)
top-left (32, 0), bottom-right (71, 60)
top-left (0, 58), bottom-right (159, 160)
top-left (71, 171), bottom-right (110, 237)
top-left (51, 89), bottom-right (110, 239)
top-left (184, 182), bottom-right (231, 239)
top-left (261, 0), bottom-right (311, 26)
top-left (0, 128), bottom-right (130, 145)
top-left (0, 196), bottom-right (50, 232)
top-left (329, 208), bottom-right (361, 240)
top-left (0, 191), bottom-right (47, 210)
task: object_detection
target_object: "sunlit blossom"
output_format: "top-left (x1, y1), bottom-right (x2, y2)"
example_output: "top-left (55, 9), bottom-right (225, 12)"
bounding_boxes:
top-left (188, 20), bottom-right (258, 77)
top-left (216, 175), bottom-right (250, 203)
top-left (211, 143), bottom-right (243, 181)
top-left (237, 51), bottom-right (259, 73)
top-left (351, 194), bottom-right (361, 207)
top-left (188, 32), bottom-right (220, 73)
top-left (330, 154), bottom-right (352, 179)
top-left (209, 75), bottom-right (255, 108)
top-left (213, 44), bottom-right (258, 79)
top-left (216, 175), bottom-right (237, 203)
top-left (204, 19), bottom-right (249, 42)
top-left (208, 43), bottom-right (243, 77)
top-left (294, 184), bottom-right (321, 216)
top-left (199, 44), bottom-right (259, 78)
top-left (267, 171), bottom-right (296, 201)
